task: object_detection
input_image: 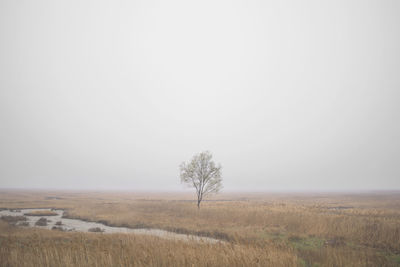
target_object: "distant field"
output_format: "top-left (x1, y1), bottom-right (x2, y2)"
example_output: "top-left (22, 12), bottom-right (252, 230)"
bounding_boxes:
top-left (1, 190), bottom-right (400, 266)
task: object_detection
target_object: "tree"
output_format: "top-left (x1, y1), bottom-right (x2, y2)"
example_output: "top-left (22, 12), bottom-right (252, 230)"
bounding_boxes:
top-left (180, 151), bottom-right (222, 209)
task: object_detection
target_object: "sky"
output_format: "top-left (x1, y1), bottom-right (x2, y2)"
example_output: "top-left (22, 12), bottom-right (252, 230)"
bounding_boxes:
top-left (0, 0), bottom-right (399, 191)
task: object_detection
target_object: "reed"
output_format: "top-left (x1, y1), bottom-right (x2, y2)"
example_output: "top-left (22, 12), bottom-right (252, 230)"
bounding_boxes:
top-left (0, 221), bottom-right (297, 267)
top-left (1, 190), bottom-right (400, 266)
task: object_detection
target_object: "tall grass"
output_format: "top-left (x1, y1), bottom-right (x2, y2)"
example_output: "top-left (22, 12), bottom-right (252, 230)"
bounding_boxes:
top-left (0, 222), bottom-right (297, 267)
top-left (1, 190), bottom-right (400, 266)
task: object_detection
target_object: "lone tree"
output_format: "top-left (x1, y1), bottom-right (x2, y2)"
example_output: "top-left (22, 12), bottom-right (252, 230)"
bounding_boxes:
top-left (180, 151), bottom-right (222, 209)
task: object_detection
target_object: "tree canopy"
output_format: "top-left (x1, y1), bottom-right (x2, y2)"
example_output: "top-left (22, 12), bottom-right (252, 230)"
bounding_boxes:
top-left (180, 151), bottom-right (222, 209)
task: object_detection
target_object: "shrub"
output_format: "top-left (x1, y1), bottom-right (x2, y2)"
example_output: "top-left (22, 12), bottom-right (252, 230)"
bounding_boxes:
top-left (35, 218), bottom-right (48, 226)
top-left (88, 227), bottom-right (104, 232)
top-left (1, 216), bottom-right (27, 223)
top-left (18, 222), bottom-right (30, 227)
top-left (52, 226), bottom-right (65, 231)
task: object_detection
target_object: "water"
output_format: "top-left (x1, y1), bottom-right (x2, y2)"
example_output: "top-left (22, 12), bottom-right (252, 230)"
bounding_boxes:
top-left (0, 208), bottom-right (221, 243)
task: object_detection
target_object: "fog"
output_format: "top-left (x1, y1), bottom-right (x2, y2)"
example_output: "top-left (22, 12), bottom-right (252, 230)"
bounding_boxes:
top-left (1, 0), bottom-right (399, 191)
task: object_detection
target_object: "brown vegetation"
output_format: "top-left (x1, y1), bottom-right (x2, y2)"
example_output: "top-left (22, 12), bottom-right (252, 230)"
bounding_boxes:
top-left (88, 227), bottom-right (104, 233)
top-left (1, 215), bottom-right (27, 224)
top-left (35, 218), bottom-right (48, 226)
top-left (1, 190), bottom-right (400, 266)
top-left (0, 221), bottom-right (297, 267)
top-left (24, 210), bottom-right (58, 216)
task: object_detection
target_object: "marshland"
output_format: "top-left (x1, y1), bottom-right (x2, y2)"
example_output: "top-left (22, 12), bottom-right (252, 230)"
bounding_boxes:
top-left (1, 190), bottom-right (400, 266)
top-left (1, 0), bottom-right (400, 266)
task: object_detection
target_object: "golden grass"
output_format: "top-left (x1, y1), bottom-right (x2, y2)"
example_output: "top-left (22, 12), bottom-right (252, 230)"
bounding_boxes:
top-left (0, 221), bottom-right (297, 267)
top-left (1, 190), bottom-right (400, 266)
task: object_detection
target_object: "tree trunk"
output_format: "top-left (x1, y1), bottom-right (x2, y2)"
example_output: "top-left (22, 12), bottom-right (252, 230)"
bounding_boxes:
top-left (197, 199), bottom-right (201, 209)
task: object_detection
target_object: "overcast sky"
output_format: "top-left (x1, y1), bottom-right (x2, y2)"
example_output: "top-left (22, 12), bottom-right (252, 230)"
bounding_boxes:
top-left (0, 0), bottom-right (399, 191)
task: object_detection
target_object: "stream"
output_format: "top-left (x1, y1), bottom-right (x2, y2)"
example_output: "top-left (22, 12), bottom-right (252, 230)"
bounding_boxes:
top-left (0, 208), bottom-right (221, 243)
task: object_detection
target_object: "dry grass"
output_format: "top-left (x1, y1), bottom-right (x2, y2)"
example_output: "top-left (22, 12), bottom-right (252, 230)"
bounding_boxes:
top-left (23, 210), bottom-right (58, 216)
top-left (0, 221), bottom-right (297, 267)
top-left (0, 215), bottom-right (27, 223)
top-left (1, 190), bottom-right (400, 266)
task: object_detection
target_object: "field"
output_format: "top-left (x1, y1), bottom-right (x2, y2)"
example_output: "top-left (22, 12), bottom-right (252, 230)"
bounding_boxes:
top-left (1, 190), bottom-right (400, 266)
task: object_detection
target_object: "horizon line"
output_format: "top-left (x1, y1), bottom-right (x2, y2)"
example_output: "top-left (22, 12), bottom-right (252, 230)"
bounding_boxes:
top-left (1, 187), bottom-right (400, 194)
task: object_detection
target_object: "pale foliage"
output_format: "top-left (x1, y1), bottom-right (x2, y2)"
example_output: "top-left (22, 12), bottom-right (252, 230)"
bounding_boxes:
top-left (180, 151), bottom-right (222, 208)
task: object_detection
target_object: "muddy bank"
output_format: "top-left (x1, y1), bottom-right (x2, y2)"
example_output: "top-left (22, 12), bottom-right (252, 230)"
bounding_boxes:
top-left (0, 208), bottom-right (223, 244)
top-left (62, 210), bottom-right (232, 242)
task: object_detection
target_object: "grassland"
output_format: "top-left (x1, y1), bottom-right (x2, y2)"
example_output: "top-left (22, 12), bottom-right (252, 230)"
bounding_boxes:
top-left (0, 221), bottom-right (298, 267)
top-left (1, 190), bottom-right (400, 266)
